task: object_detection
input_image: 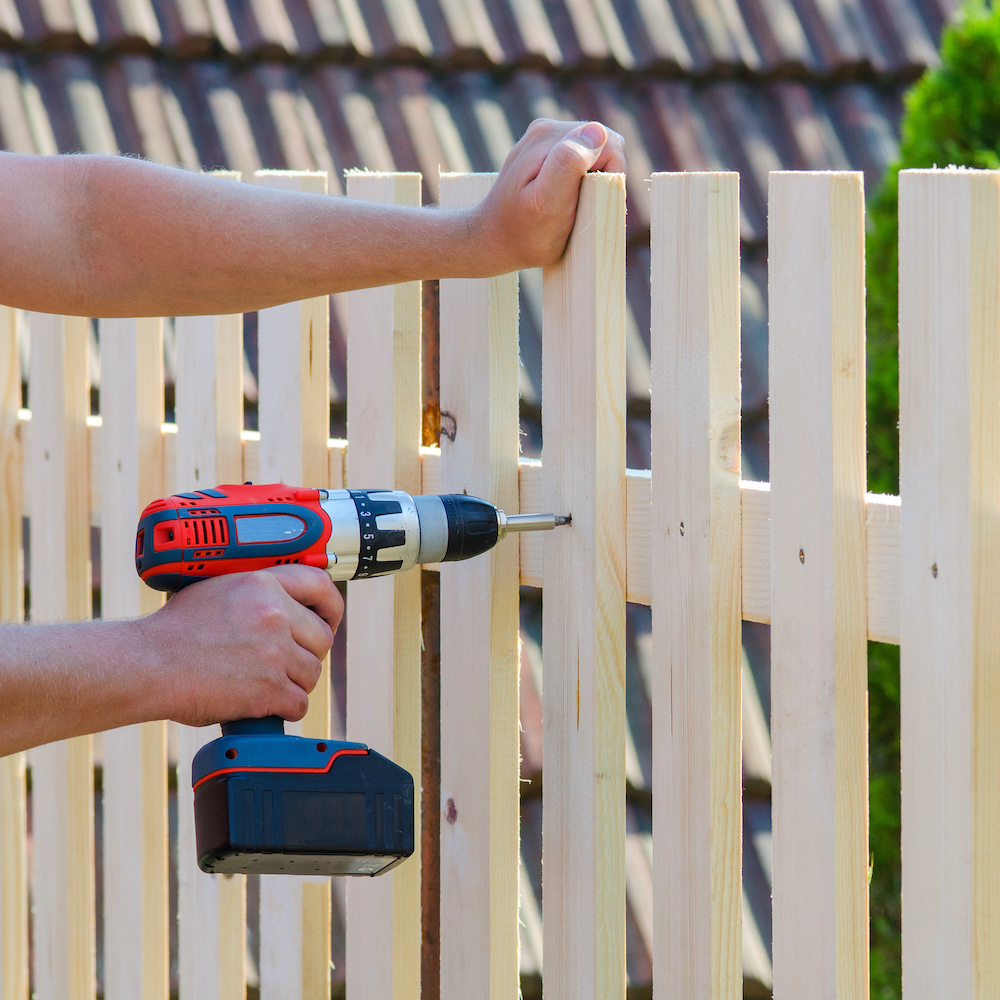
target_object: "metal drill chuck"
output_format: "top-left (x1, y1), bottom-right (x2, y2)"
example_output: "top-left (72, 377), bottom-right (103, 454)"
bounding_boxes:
top-left (315, 489), bottom-right (568, 581)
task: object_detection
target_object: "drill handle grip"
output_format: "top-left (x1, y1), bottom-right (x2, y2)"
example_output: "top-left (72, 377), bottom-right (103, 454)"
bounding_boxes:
top-left (220, 716), bottom-right (285, 737)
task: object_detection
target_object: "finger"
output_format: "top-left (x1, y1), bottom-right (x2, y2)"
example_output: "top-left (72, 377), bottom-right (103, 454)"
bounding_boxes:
top-left (287, 601), bottom-right (335, 661)
top-left (531, 122), bottom-right (609, 200)
top-left (282, 645), bottom-right (324, 699)
top-left (591, 128), bottom-right (627, 174)
top-left (264, 565), bottom-right (345, 633)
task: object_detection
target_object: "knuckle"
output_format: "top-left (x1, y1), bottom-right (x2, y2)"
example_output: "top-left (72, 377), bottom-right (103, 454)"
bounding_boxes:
top-left (527, 117), bottom-right (558, 139)
top-left (304, 658), bottom-right (323, 694)
top-left (552, 140), bottom-right (587, 172)
top-left (256, 602), bottom-right (287, 635)
top-left (287, 690), bottom-right (309, 722)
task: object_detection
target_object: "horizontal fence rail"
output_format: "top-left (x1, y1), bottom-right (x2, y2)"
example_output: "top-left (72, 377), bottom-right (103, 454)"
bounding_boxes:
top-left (0, 167), bottom-right (998, 1000)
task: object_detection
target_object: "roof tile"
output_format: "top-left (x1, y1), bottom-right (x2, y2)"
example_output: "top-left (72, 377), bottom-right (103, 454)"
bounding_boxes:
top-left (541, 0), bottom-right (635, 69)
top-left (224, 0), bottom-right (299, 58)
top-left (790, 0), bottom-right (888, 73)
top-left (186, 60), bottom-right (262, 172)
top-left (0, 53), bottom-right (35, 150)
top-left (482, 0), bottom-right (564, 67)
top-left (0, 0), bottom-right (23, 44)
top-left (358, 0), bottom-right (434, 60)
top-left (17, 0), bottom-right (100, 47)
top-left (90, 0), bottom-right (162, 51)
top-left (148, 0), bottom-right (220, 57)
top-left (737, 0), bottom-right (816, 70)
top-left (770, 80), bottom-right (852, 170)
top-left (613, 0), bottom-right (693, 70)
top-left (313, 65), bottom-right (397, 171)
top-left (282, 0), bottom-right (371, 58)
top-left (416, 0), bottom-right (505, 66)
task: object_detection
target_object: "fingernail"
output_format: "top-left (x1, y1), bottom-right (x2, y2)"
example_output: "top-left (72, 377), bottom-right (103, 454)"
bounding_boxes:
top-left (579, 123), bottom-right (606, 149)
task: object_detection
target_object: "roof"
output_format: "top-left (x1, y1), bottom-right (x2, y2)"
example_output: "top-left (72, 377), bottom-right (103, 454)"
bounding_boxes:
top-left (1, 0), bottom-right (959, 995)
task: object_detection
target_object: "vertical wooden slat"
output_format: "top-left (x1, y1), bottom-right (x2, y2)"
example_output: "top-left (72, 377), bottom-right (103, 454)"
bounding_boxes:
top-left (174, 309), bottom-right (246, 1000)
top-left (768, 171), bottom-right (868, 998)
top-left (99, 316), bottom-right (168, 1000)
top-left (0, 307), bottom-right (27, 1000)
top-left (345, 171), bottom-right (422, 1000)
top-left (540, 172), bottom-right (627, 1000)
top-left (437, 172), bottom-right (520, 1000)
top-left (899, 168), bottom-right (1000, 999)
top-left (650, 172), bottom-right (742, 999)
top-left (252, 169), bottom-right (332, 1000)
top-left (26, 312), bottom-right (96, 1000)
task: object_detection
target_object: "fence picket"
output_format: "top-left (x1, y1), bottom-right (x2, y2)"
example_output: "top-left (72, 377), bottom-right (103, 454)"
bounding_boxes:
top-left (899, 168), bottom-right (1000, 997)
top-left (0, 306), bottom-right (26, 1000)
top-left (540, 172), bottom-right (627, 1000)
top-left (174, 309), bottom-right (246, 1000)
top-left (650, 171), bottom-right (742, 999)
top-left (344, 171), bottom-right (423, 1000)
top-left (253, 169), bottom-right (333, 1000)
top-left (26, 313), bottom-right (96, 1000)
top-left (768, 172), bottom-right (869, 998)
top-left (437, 172), bottom-right (520, 1000)
top-left (99, 316), bottom-right (168, 1000)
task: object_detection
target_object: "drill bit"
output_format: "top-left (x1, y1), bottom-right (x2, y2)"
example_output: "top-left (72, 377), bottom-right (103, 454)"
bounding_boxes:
top-left (497, 510), bottom-right (572, 537)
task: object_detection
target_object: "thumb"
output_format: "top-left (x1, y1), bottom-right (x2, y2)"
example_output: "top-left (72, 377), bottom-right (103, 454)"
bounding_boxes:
top-left (534, 122), bottom-right (608, 192)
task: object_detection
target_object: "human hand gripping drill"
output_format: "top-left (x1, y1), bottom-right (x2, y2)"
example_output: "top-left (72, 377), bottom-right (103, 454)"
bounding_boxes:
top-left (135, 483), bottom-right (569, 876)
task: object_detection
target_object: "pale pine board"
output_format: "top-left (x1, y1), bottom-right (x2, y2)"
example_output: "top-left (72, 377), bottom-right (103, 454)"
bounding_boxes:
top-left (650, 172), bottom-right (742, 999)
top-left (174, 309), bottom-right (246, 1000)
top-left (437, 173), bottom-right (520, 1000)
top-left (541, 173), bottom-right (627, 1000)
top-left (0, 307), bottom-right (27, 1000)
top-left (252, 170), bottom-right (333, 1000)
top-left (768, 172), bottom-right (868, 998)
top-left (738, 482), bottom-right (901, 643)
top-left (25, 313), bottom-right (96, 1000)
top-left (344, 171), bottom-right (422, 1000)
top-left (99, 317), bottom-right (169, 1000)
top-left (899, 169), bottom-right (1000, 997)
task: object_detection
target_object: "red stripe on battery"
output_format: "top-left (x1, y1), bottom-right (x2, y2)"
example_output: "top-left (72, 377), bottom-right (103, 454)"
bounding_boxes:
top-left (192, 746), bottom-right (369, 792)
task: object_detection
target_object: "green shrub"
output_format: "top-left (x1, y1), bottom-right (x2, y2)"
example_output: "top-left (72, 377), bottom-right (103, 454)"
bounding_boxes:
top-left (866, 3), bottom-right (1000, 996)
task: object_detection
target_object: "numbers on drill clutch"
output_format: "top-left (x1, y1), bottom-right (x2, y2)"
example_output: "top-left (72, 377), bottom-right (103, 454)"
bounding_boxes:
top-left (350, 491), bottom-right (405, 578)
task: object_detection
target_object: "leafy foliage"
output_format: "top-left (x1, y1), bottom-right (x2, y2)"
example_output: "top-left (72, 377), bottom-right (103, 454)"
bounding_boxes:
top-left (865, 3), bottom-right (1000, 996)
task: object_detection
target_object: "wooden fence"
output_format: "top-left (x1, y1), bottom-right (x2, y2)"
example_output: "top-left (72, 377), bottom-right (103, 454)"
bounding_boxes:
top-left (0, 166), bottom-right (998, 999)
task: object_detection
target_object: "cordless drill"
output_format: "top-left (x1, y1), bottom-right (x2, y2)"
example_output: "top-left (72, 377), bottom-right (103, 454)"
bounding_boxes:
top-left (135, 483), bottom-right (568, 877)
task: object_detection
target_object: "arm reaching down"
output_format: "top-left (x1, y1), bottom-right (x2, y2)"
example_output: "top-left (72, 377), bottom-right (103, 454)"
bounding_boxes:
top-left (0, 119), bottom-right (626, 318)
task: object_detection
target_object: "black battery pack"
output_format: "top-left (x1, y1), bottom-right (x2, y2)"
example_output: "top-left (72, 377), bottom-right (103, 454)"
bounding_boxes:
top-left (191, 720), bottom-right (414, 876)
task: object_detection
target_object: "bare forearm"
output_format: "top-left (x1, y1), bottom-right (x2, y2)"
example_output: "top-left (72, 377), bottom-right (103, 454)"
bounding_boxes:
top-left (0, 121), bottom-right (626, 319)
top-left (0, 154), bottom-right (486, 317)
top-left (0, 568), bottom-right (343, 757)
top-left (0, 620), bottom-right (165, 756)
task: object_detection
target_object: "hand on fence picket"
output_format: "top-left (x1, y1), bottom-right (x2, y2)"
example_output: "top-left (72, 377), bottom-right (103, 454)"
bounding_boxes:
top-left (470, 118), bottom-right (627, 273)
top-left (138, 565), bottom-right (343, 728)
top-left (0, 123), bottom-right (624, 315)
